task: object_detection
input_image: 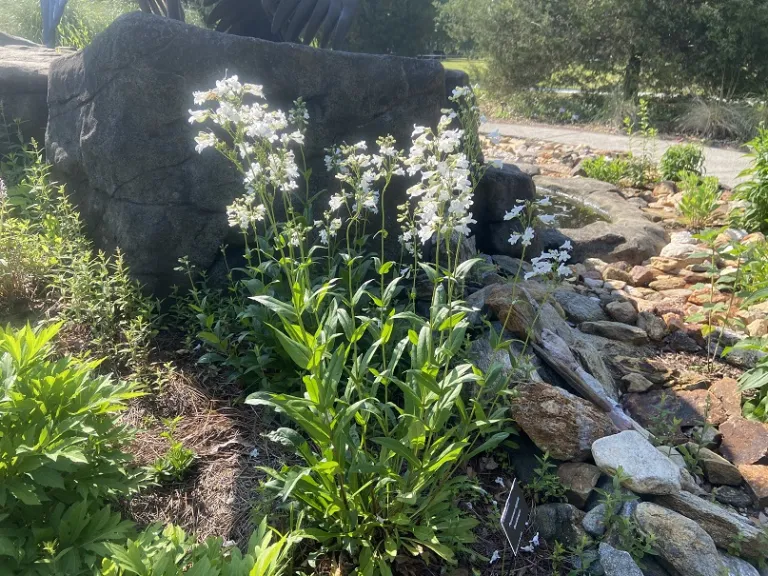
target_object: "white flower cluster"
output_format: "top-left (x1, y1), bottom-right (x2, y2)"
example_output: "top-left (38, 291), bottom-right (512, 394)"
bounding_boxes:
top-left (319, 136), bottom-right (406, 245)
top-left (527, 242), bottom-right (573, 280)
top-left (0, 177), bottom-right (6, 200)
top-left (504, 196), bottom-right (573, 280)
top-left (226, 195), bottom-right (266, 229)
top-left (189, 75), bottom-right (308, 232)
top-left (400, 113), bottom-right (476, 250)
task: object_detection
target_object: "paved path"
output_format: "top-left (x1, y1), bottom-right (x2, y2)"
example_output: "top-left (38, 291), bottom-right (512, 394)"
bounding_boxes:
top-left (481, 121), bottom-right (750, 188)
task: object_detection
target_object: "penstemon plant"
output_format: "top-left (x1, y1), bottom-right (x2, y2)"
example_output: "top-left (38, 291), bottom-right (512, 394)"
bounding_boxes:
top-left (188, 78), bottom-right (525, 574)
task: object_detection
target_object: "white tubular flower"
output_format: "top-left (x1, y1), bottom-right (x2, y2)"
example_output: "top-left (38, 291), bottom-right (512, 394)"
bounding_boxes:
top-left (193, 90), bottom-right (214, 105)
top-left (488, 129), bottom-right (501, 145)
top-left (451, 85), bottom-right (472, 99)
top-left (536, 196), bottom-right (552, 207)
top-left (226, 197), bottom-right (265, 230)
top-left (194, 132), bottom-right (217, 154)
top-left (0, 178), bottom-right (6, 199)
top-left (491, 159), bottom-right (503, 169)
top-left (188, 109), bottom-right (209, 124)
top-left (508, 233), bottom-right (521, 246)
top-left (560, 240), bottom-right (573, 251)
top-left (504, 205), bottom-right (525, 221)
top-left (243, 83), bottom-right (264, 98)
top-left (538, 214), bottom-right (556, 225)
top-left (558, 263), bottom-right (572, 276)
top-left (521, 227), bottom-right (535, 247)
top-left (328, 193), bottom-right (347, 212)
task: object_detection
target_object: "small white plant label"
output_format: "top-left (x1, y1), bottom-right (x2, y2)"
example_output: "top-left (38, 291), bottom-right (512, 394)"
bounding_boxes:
top-left (500, 479), bottom-right (530, 555)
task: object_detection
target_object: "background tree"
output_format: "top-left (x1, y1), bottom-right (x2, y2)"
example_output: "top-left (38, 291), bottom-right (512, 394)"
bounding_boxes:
top-left (346, 0), bottom-right (440, 56)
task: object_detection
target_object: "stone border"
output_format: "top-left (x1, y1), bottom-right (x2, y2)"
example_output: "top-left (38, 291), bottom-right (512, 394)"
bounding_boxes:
top-left (535, 176), bottom-right (668, 265)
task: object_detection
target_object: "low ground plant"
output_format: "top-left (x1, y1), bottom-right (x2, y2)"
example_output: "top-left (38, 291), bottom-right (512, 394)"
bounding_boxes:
top-left (660, 144), bottom-right (704, 181)
top-left (0, 323), bottom-right (143, 574)
top-left (677, 172), bottom-right (721, 230)
top-left (686, 229), bottom-right (746, 373)
top-left (0, 144), bottom-right (159, 372)
top-left (595, 469), bottom-right (657, 565)
top-left (528, 452), bottom-right (567, 504)
top-left (733, 126), bottom-right (768, 234)
top-left (101, 519), bottom-right (298, 576)
top-left (151, 417), bottom-right (197, 482)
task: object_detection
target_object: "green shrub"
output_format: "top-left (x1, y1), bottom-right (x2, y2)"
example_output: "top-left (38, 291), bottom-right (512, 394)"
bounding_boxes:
top-left (580, 155), bottom-right (629, 185)
top-left (182, 78), bottom-right (557, 574)
top-left (580, 153), bottom-right (654, 188)
top-left (733, 126), bottom-right (768, 234)
top-left (0, 323), bottom-right (144, 575)
top-left (101, 519), bottom-right (298, 576)
top-left (2, 145), bottom-right (158, 371)
top-left (677, 171), bottom-right (721, 229)
top-left (660, 144), bottom-right (705, 180)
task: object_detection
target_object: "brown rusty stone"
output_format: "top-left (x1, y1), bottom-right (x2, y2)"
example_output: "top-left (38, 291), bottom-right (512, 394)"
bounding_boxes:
top-left (719, 417), bottom-right (768, 466)
top-left (509, 381), bottom-right (618, 462)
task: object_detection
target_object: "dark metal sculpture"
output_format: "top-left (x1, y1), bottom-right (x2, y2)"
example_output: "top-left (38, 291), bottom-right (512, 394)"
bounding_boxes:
top-left (40, 0), bottom-right (359, 50)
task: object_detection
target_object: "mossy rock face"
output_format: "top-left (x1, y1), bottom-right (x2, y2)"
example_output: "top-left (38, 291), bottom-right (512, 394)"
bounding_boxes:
top-left (46, 13), bottom-right (450, 295)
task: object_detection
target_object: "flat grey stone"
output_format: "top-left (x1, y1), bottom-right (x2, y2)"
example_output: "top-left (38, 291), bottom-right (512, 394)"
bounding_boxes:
top-left (592, 431), bottom-right (681, 495)
top-left (598, 542), bottom-right (643, 576)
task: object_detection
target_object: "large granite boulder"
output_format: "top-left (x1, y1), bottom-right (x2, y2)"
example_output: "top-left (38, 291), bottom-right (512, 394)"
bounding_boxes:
top-left (0, 35), bottom-right (63, 156)
top-left (47, 13), bottom-right (476, 294)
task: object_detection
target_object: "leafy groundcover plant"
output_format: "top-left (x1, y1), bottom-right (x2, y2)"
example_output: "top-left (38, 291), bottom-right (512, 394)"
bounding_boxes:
top-left (734, 125), bottom-right (768, 234)
top-left (659, 143), bottom-right (704, 181)
top-left (0, 323), bottom-right (143, 574)
top-left (187, 78), bottom-right (564, 574)
top-left (677, 171), bottom-right (721, 230)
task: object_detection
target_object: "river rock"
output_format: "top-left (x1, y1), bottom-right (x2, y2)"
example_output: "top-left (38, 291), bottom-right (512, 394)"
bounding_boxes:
top-left (660, 232), bottom-right (702, 260)
top-left (622, 372), bottom-right (656, 393)
top-left (720, 554), bottom-right (761, 576)
top-left (579, 321), bottom-right (650, 344)
top-left (634, 502), bottom-right (726, 576)
top-left (629, 265), bottom-right (656, 287)
top-left (0, 40), bottom-right (64, 156)
top-left (688, 445), bottom-right (743, 486)
top-left (533, 503), bottom-right (587, 548)
top-left (554, 290), bottom-right (608, 324)
top-left (557, 462), bottom-right (602, 508)
top-left (713, 485), bottom-right (755, 509)
top-left (738, 464), bottom-right (768, 508)
top-left (655, 491), bottom-right (766, 563)
top-left (708, 378), bottom-right (743, 419)
top-left (649, 276), bottom-right (688, 291)
top-left (637, 310), bottom-right (668, 341)
top-left (592, 431), bottom-right (681, 495)
top-left (605, 300), bottom-right (638, 324)
top-left (46, 13), bottom-right (456, 294)
top-left (582, 503), bottom-right (608, 537)
top-left (509, 381), bottom-right (618, 462)
top-left (598, 542), bottom-right (643, 576)
top-left (622, 389), bottom-right (727, 438)
top-left (720, 417), bottom-right (768, 465)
